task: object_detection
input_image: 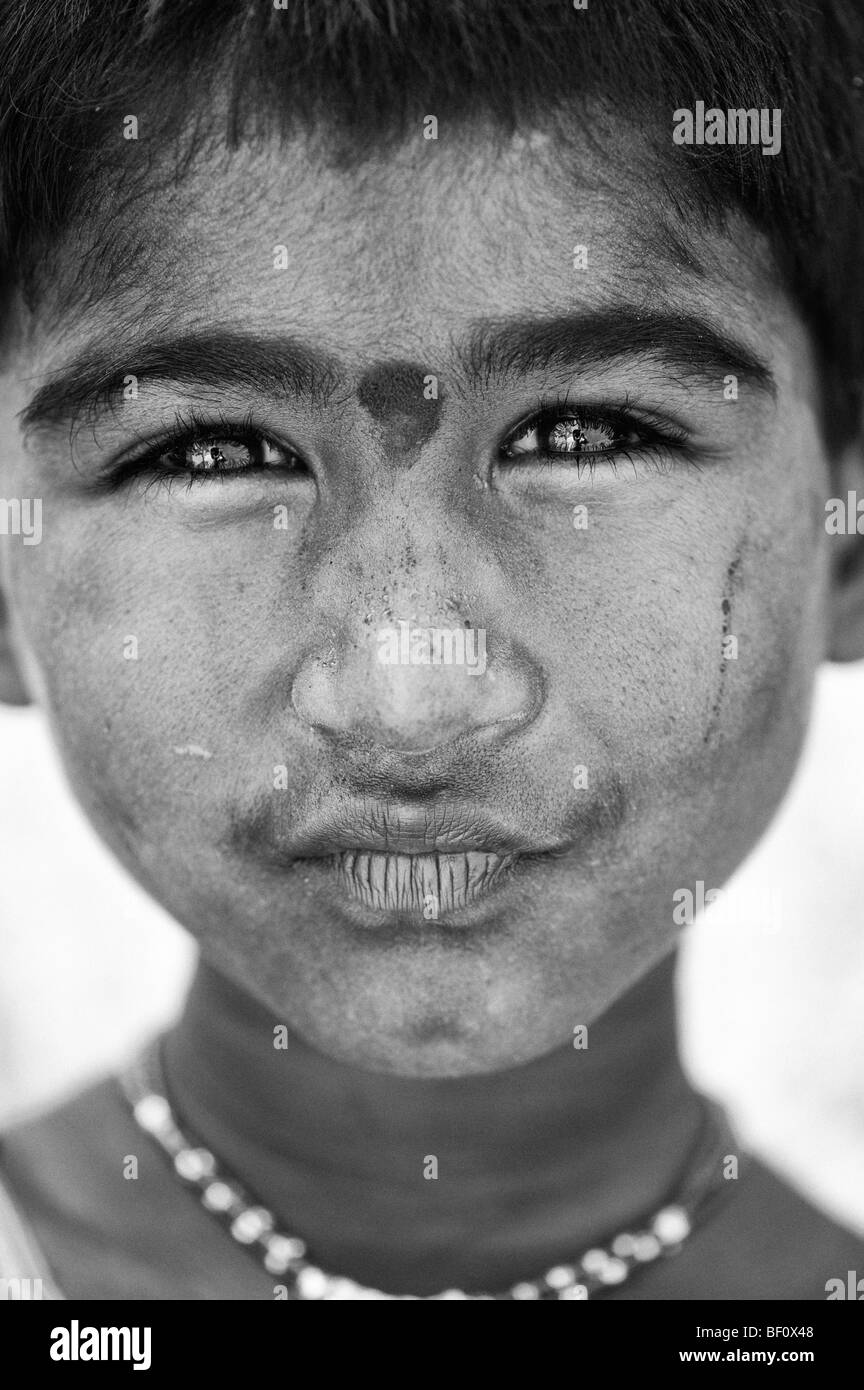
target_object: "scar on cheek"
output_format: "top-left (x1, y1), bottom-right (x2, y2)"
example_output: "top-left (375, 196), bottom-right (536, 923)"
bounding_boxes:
top-left (704, 550), bottom-right (743, 744)
top-left (355, 361), bottom-right (442, 455)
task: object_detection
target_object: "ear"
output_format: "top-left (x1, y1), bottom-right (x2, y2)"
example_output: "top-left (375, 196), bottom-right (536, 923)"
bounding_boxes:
top-left (826, 435), bottom-right (864, 662)
top-left (0, 590), bottom-right (31, 705)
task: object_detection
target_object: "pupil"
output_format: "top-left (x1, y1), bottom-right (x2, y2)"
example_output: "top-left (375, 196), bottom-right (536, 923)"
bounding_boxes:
top-left (548, 419), bottom-right (586, 452)
top-left (189, 440), bottom-right (250, 470)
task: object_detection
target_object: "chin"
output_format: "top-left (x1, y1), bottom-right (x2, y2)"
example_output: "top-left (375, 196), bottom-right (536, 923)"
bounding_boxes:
top-left (291, 1000), bottom-right (574, 1078)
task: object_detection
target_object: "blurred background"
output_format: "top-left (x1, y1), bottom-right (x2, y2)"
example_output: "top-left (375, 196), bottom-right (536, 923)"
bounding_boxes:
top-left (1, 663), bottom-right (863, 1233)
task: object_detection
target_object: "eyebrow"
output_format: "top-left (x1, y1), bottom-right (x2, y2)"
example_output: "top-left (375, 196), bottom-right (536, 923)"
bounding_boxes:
top-left (19, 331), bottom-right (344, 435)
top-left (461, 310), bottom-right (775, 396)
top-left (19, 307), bottom-right (775, 436)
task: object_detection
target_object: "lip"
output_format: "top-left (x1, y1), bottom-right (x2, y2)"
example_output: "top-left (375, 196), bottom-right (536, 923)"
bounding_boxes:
top-left (290, 798), bottom-right (538, 858)
top-left (282, 797), bottom-right (559, 919)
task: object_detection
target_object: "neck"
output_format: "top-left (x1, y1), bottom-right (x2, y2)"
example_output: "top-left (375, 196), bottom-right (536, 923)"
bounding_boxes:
top-left (161, 952), bottom-right (706, 1293)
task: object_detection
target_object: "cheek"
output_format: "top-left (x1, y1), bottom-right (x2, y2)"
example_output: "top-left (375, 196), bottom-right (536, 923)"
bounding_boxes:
top-left (3, 509), bottom-right (300, 840)
top-left (697, 487), bottom-right (830, 827)
top-left (527, 460), bottom-right (828, 823)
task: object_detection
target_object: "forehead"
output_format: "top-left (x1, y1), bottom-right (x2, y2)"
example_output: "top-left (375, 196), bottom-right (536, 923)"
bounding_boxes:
top-left (29, 120), bottom-right (794, 374)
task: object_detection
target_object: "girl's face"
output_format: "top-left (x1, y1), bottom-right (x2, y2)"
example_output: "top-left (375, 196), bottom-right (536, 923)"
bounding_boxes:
top-left (0, 126), bottom-right (844, 1075)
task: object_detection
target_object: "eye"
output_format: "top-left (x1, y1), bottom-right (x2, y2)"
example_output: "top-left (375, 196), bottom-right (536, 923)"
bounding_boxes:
top-left (500, 408), bottom-right (646, 462)
top-left (102, 416), bottom-right (308, 492)
top-left (158, 432), bottom-right (299, 476)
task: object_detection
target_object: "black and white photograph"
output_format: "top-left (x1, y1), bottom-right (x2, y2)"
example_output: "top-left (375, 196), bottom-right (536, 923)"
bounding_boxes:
top-left (0, 0), bottom-right (863, 1356)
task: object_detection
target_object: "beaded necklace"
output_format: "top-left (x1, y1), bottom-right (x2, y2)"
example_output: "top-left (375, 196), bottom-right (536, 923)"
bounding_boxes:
top-left (121, 1037), bottom-right (736, 1300)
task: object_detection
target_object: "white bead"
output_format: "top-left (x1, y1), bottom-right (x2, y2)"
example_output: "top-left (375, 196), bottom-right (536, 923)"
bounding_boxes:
top-left (559, 1284), bottom-right (589, 1300)
top-left (436, 1288), bottom-right (469, 1299)
top-left (296, 1266), bottom-right (330, 1300)
top-left (611, 1233), bottom-right (637, 1258)
top-left (174, 1147), bottom-right (215, 1182)
top-left (581, 1248), bottom-right (609, 1274)
top-left (632, 1234), bottom-right (663, 1262)
top-left (202, 1181), bottom-right (237, 1213)
top-left (545, 1265), bottom-right (577, 1289)
top-left (652, 1205), bottom-right (691, 1246)
top-left (511, 1282), bottom-right (540, 1300)
top-left (264, 1235), bottom-right (306, 1272)
top-left (597, 1257), bottom-right (629, 1285)
top-left (270, 1239), bottom-right (311, 1273)
top-left (231, 1207), bottom-right (273, 1244)
top-left (264, 1250), bottom-right (289, 1274)
top-left (134, 1095), bottom-right (172, 1135)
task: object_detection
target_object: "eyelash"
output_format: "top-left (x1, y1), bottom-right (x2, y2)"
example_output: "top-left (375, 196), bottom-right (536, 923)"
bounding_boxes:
top-left (498, 395), bottom-right (689, 478)
top-left (99, 408), bottom-right (303, 493)
top-left (99, 396), bottom-right (690, 495)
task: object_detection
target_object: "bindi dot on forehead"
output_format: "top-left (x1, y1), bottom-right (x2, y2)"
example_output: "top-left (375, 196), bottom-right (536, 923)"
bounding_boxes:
top-left (355, 361), bottom-right (442, 458)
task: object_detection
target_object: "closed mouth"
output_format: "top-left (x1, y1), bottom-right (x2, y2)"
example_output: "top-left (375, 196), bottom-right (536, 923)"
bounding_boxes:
top-left (290, 798), bottom-right (539, 859)
top-left (246, 796), bottom-right (564, 919)
top-left (337, 849), bottom-right (514, 915)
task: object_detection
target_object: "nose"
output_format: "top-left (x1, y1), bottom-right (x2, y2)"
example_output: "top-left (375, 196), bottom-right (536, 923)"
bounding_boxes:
top-left (291, 618), bottom-right (541, 754)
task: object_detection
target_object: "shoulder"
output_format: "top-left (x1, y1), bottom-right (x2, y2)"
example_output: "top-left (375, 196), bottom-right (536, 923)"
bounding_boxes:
top-left (1, 1076), bottom-right (273, 1300)
top-left (1, 1075), bottom-right (142, 1230)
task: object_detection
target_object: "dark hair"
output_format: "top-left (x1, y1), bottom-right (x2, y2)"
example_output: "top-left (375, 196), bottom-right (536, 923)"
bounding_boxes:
top-left (1, 0), bottom-right (863, 444)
